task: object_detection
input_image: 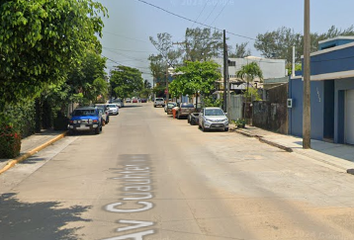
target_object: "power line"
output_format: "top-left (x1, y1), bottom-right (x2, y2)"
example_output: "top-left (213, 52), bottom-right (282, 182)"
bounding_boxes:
top-left (136, 0), bottom-right (255, 41)
top-left (103, 31), bottom-right (150, 43)
top-left (210, 0), bottom-right (231, 25)
top-left (203, 0), bottom-right (219, 23)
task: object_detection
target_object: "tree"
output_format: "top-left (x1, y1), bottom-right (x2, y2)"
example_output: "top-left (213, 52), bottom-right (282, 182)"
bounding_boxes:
top-left (169, 61), bottom-right (221, 101)
top-left (0, 0), bottom-right (107, 110)
top-left (236, 62), bottom-right (263, 120)
top-left (139, 80), bottom-right (152, 99)
top-left (254, 27), bottom-right (302, 64)
top-left (229, 42), bottom-right (251, 58)
top-left (184, 27), bottom-right (223, 61)
top-left (109, 66), bottom-right (143, 99)
top-left (254, 25), bottom-right (354, 65)
top-left (236, 62), bottom-right (263, 94)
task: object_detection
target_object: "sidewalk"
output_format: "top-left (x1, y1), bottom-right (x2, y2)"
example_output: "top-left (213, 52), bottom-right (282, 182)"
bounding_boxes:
top-left (0, 130), bottom-right (66, 174)
top-left (232, 125), bottom-right (354, 174)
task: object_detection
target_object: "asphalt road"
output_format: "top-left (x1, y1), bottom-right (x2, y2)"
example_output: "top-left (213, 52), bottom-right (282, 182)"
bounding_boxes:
top-left (1, 103), bottom-right (354, 240)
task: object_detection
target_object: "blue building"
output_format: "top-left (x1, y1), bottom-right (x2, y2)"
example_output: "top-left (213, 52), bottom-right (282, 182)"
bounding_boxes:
top-left (289, 36), bottom-right (354, 144)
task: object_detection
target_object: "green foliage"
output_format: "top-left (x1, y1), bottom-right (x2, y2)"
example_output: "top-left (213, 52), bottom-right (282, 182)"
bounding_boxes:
top-left (0, 123), bottom-right (21, 158)
top-left (244, 88), bottom-right (261, 101)
top-left (109, 66), bottom-right (143, 99)
top-left (286, 63), bottom-right (302, 76)
top-left (1, 101), bottom-right (36, 138)
top-left (202, 96), bottom-right (222, 108)
top-left (254, 25), bottom-right (354, 63)
top-left (169, 61), bottom-right (221, 98)
top-left (229, 42), bottom-right (251, 58)
top-left (0, 0), bottom-right (107, 107)
top-left (184, 28), bottom-right (223, 61)
top-left (236, 62), bottom-right (263, 86)
top-left (233, 118), bottom-right (246, 128)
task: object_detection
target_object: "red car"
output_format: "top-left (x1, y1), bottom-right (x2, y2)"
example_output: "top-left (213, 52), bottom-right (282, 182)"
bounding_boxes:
top-left (132, 98), bottom-right (138, 103)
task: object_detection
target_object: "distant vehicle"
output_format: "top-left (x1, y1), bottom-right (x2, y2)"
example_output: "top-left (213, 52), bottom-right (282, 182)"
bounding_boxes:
top-left (132, 98), bottom-right (138, 103)
top-left (126, 98), bottom-right (131, 103)
top-left (154, 98), bottom-right (165, 107)
top-left (165, 102), bottom-right (177, 114)
top-left (141, 98), bottom-right (147, 103)
top-left (176, 103), bottom-right (195, 119)
top-left (198, 107), bottom-right (229, 132)
top-left (106, 104), bottom-right (119, 115)
top-left (68, 107), bottom-right (102, 134)
top-left (112, 98), bottom-right (124, 108)
top-left (95, 104), bottom-right (110, 125)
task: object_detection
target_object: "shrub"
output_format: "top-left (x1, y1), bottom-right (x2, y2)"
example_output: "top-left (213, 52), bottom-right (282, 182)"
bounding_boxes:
top-left (234, 118), bottom-right (246, 128)
top-left (0, 124), bottom-right (21, 159)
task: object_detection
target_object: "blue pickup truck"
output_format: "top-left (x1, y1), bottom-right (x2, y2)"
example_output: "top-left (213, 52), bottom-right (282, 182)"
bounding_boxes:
top-left (68, 107), bottom-right (102, 135)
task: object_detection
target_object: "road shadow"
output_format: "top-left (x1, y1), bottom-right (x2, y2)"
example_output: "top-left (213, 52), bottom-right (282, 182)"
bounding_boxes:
top-left (120, 105), bottom-right (143, 108)
top-left (0, 193), bottom-right (92, 240)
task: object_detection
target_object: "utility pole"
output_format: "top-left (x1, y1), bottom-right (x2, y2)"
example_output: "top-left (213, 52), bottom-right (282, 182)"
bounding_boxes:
top-left (166, 66), bottom-right (169, 107)
top-left (303, 0), bottom-right (311, 148)
top-left (223, 30), bottom-right (228, 112)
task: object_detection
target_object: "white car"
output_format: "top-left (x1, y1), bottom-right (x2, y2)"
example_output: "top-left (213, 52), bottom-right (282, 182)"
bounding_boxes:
top-left (198, 107), bottom-right (228, 132)
top-left (106, 104), bottom-right (119, 115)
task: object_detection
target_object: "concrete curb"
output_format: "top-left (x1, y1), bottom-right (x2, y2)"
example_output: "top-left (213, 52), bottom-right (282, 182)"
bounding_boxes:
top-left (0, 131), bottom-right (67, 175)
top-left (234, 128), bottom-right (293, 152)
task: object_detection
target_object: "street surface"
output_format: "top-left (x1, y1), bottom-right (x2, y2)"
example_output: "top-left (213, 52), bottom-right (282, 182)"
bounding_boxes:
top-left (1, 103), bottom-right (354, 240)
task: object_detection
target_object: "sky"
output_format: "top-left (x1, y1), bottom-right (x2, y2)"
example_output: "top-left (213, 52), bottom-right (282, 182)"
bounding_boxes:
top-left (97, 0), bottom-right (354, 82)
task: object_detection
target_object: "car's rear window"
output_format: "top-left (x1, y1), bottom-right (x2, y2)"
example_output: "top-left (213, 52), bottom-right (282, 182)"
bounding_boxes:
top-left (107, 104), bottom-right (117, 108)
top-left (156, 98), bottom-right (164, 101)
top-left (181, 103), bottom-right (194, 108)
top-left (73, 110), bottom-right (96, 116)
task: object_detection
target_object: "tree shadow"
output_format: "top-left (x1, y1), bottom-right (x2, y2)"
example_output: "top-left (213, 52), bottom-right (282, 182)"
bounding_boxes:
top-left (0, 193), bottom-right (92, 240)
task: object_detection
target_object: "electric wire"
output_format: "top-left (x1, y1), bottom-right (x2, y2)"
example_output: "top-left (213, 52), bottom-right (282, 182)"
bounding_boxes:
top-left (136, 0), bottom-right (255, 41)
top-left (210, 0), bottom-right (231, 25)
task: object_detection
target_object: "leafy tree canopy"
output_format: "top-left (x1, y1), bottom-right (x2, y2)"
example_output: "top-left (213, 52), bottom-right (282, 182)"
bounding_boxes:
top-left (254, 25), bottom-right (354, 64)
top-left (0, 0), bottom-right (107, 108)
top-left (229, 42), bottom-right (251, 58)
top-left (109, 66), bottom-right (143, 99)
top-left (169, 61), bottom-right (221, 98)
top-left (184, 27), bottom-right (223, 62)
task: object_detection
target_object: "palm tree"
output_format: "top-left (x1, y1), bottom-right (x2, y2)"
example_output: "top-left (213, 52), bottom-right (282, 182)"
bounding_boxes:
top-left (236, 62), bottom-right (263, 121)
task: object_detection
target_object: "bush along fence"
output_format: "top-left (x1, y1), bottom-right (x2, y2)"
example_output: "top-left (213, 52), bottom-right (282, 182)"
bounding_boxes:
top-left (0, 124), bottom-right (21, 159)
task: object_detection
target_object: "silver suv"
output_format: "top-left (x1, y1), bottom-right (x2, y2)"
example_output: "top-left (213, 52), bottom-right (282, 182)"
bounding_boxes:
top-left (198, 107), bottom-right (229, 132)
top-left (154, 98), bottom-right (165, 107)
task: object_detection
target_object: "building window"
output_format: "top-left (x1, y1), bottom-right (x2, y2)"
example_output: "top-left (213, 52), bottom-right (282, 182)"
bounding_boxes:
top-left (228, 60), bottom-right (236, 66)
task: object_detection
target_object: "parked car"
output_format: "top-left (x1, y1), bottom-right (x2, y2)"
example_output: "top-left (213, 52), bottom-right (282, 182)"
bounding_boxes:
top-left (95, 104), bottom-right (110, 125)
top-left (188, 112), bottom-right (200, 125)
top-left (132, 98), bottom-right (138, 103)
top-left (68, 107), bottom-right (102, 134)
top-left (126, 98), bottom-right (131, 103)
top-left (198, 107), bottom-right (229, 132)
top-left (165, 102), bottom-right (177, 114)
top-left (176, 103), bottom-right (195, 119)
top-left (106, 104), bottom-right (119, 115)
top-left (154, 98), bottom-right (165, 107)
top-left (113, 98), bottom-right (124, 108)
top-left (141, 98), bottom-right (147, 103)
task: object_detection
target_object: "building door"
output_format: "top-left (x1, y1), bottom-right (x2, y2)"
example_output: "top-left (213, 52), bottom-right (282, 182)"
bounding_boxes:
top-left (345, 90), bottom-right (354, 144)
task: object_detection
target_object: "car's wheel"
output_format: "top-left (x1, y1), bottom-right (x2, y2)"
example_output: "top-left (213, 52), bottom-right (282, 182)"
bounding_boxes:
top-left (202, 123), bottom-right (206, 132)
top-left (154, 105), bottom-right (156, 108)
top-left (68, 129), bottom-right (75, 135)
top-left (187, 116), bottom-right (190, 123)
top-left (225, 127), bottom-right (229, 132)
top-left (95, 125), bottom-right (101, 134)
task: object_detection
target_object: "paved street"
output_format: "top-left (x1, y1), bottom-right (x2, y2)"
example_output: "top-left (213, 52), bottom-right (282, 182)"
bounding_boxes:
top-left (1, 103), bottom-right (354, 240)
